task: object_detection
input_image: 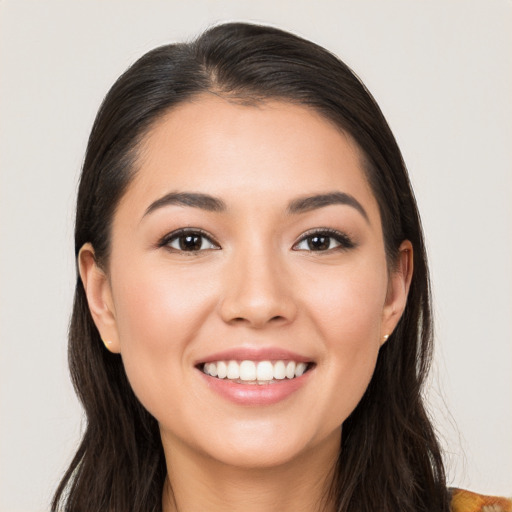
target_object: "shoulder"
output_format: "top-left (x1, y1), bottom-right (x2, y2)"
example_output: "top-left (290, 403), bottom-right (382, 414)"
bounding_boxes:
top-left (450, 488), bottom-right (512, 512)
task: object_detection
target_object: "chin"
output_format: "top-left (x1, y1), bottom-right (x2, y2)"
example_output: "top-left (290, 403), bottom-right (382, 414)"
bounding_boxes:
top-left (207, 441), bottom-right (309, 470)
top-left (192, 420), bottom-right (339, 470)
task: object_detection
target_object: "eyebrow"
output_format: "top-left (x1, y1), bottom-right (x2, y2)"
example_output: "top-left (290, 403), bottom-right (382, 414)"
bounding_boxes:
top-left (144, 192), bottom-right (226, 217)
top-left (143, 190), bottom-right (369, 222)
top-left (287, 192), bottom-right (369, 223)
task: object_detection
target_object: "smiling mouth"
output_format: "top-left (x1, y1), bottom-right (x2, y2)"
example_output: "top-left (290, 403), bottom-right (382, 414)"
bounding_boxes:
top-left (198, 360), bottom-right (314, 385)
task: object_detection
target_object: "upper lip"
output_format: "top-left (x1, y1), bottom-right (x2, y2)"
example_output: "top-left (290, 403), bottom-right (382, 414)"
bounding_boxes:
top-left (196, 347), bottom-right (313, 365)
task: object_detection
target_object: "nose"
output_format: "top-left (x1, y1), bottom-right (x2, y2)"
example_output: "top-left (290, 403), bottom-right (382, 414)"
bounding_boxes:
top-left (219, 247), bottom-right (297, 329)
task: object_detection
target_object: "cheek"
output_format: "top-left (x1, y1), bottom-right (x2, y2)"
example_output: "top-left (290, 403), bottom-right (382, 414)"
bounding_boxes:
top-left (302, 262), bottom-right (387, 418)
top-left (109, 262), bottom-right (217, 413)
top-left (305, 260), bottom-right (388, 344)
top-left (111, 252), bottom-right (221, 336)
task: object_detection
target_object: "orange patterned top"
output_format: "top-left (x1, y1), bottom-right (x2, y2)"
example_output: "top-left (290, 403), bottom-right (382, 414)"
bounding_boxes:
top-left (451, 489), bottom-right (512, 512)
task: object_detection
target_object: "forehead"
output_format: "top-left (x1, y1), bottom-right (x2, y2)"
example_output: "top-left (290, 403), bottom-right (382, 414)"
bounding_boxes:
top-left (124, 95), bottom-right (379, 218)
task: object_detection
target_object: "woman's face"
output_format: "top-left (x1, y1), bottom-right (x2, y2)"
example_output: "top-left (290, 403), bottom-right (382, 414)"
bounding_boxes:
top-left (81, 95), bottom-right (410, 469)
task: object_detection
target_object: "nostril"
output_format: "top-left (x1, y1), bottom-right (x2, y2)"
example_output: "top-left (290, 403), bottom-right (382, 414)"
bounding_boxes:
top-left (219, 293), bottom-right (297, 327)
top-left (227, 315), bottom-right (286, 328)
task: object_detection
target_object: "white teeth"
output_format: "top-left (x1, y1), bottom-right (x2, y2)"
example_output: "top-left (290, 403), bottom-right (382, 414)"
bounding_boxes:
top-left (239, 360), bottom-right (256, 381)
top-left (202, 359), bottom-right (310, 382)
top-left (273, 360), bottom-right (286, 380)
top-left (256, 361), bottom-right (274, 381)
top-left (217, 361), bottom-right (227, 379)
top-left (295, 362), bottom-right (307, 377)
top-left (226, 360), bottom-right (240, 379)
top-left (286, 361), bottom-right (296, 379)
top-left (206, 362), bottom-right (217, 377)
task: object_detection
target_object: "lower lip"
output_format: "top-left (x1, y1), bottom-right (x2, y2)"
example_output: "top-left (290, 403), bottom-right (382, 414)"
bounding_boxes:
top-left (198, 369), bottom-right (312, 406)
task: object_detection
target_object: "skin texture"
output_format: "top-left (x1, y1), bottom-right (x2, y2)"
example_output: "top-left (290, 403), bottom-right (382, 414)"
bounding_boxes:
top-left (79, 95), bottom-right (413, 512)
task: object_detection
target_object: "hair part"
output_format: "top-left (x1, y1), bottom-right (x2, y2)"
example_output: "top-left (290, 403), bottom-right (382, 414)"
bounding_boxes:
top-left (53, 22), bottom-right (448, 512)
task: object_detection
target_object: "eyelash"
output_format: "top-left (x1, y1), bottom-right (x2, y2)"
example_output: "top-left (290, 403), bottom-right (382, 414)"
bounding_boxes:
top-left (158, 228), bottom-right (355, 253)
top-left (158, 228), bottom-right (220, 253)
top-left (292, 228), bottom-right (356, 253)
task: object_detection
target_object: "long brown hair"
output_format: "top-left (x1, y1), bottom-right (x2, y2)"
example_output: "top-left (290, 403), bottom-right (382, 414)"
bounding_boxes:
top-left (53, 22), bottom-right (449, 512)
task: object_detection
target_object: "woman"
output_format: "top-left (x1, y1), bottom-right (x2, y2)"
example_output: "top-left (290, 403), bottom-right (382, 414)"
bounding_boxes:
top-left (52, 22), bottom-right (510, 512)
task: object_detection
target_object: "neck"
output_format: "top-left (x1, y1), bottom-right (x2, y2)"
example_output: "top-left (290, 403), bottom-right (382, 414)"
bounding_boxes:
top-left (161, 431), bottom-right (340, 512)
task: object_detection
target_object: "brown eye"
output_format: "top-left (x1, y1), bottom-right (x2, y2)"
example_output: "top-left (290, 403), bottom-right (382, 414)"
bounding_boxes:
top-left (307, 235), bottom-right (332, 251)
top-left (178, 234), bottom-right (204, 251)
top-left (163, 230), bottom-right (219, 252)
top-left (293, 229), bottom-right (355, 252)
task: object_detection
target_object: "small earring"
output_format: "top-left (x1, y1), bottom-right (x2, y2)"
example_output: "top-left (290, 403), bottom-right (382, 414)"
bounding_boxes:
top-left (102, 339), bottom-right (113, 349)
top-left (382, 334), bottom-right (390, 342)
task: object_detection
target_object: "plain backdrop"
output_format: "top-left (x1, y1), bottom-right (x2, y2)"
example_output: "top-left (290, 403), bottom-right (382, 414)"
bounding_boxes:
top-left (0, 1), bottom-right (510, 510)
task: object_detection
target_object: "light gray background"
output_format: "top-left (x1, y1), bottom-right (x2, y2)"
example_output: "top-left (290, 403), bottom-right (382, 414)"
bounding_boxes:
top-left (1, 1), bottom-right (510, 510)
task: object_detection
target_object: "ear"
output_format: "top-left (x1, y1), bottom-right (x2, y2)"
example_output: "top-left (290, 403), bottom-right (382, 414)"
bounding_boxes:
top-left (78, 243), bottom-right (121, 353)
top-left (380, 240), bottom-right (413, 345)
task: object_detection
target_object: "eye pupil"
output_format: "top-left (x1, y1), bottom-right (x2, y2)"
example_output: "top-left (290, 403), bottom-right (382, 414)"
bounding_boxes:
top-left (179, 235), bottom-right (202, 251)
top-left (308, 236), bottom-right (330, 251)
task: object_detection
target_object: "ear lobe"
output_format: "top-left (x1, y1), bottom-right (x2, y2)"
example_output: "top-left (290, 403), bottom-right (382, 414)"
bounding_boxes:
top-left (381, 240), bottom-right (414, 344)
top-left (78, 243), bottom-right (121, 353)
